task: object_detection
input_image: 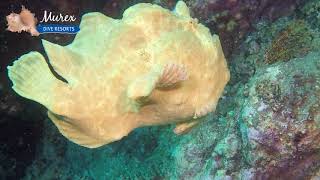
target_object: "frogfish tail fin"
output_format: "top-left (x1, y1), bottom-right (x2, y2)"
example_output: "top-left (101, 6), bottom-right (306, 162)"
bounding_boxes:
top-left (7, 51), bottom-right (68, 112)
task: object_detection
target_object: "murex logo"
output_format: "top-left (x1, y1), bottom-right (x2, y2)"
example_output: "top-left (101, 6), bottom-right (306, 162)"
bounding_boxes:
top-left (40, 10), bottom-right (76, 23)
top-left (6, 6), bottom-right (80, 36)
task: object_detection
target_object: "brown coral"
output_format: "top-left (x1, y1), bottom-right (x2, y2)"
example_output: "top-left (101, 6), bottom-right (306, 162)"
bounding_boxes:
top-left (265, 20), bottom-right (312, 64)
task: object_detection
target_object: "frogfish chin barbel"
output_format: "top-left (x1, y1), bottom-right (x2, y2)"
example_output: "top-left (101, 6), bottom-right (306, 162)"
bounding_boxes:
top-left (7, 1), bottom-right (230, 148)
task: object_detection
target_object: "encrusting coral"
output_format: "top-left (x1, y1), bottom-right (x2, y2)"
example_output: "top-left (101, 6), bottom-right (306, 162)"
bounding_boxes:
top-left (264, 20), bottom-right (313, 64)
top-left (7, 1), bottom-right (230, 148)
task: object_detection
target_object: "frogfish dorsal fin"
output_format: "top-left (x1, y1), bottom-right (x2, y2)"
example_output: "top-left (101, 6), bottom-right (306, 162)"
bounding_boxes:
top-left (48, 111), bottom-right (105, 148)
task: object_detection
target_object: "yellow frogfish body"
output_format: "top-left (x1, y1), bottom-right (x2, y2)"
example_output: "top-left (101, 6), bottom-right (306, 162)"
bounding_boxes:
top-left (7, 1), bottom-right (230, 148)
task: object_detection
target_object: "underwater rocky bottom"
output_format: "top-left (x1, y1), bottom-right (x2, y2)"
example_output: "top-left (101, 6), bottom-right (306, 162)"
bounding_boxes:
top-left (0, 0), bottom-right (320, 179)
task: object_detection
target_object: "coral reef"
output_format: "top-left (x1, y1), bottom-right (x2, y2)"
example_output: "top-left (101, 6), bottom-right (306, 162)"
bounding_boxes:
top-left (300, 0), bottom-right (320, 29)
top-left (245, 51), bottom-right (320, 179)
top-left (1, 0), bottom-right (320, 179)
top-left (186, 0), bottom-right (307, 57)
top-left (264, 20), bottom-right (313, 64)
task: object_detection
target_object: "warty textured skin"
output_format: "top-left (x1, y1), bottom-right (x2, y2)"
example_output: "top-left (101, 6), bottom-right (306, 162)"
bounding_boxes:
top-left (7, 1), bottom-right (230, 148)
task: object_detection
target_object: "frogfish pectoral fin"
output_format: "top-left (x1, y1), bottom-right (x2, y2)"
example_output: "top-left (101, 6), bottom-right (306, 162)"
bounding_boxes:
top-left (125, 63), bottom-right (188, 112)
top-left (156, 63), bottom-right (188, 88)
top-left (48, 111), bottom-right (106, 148)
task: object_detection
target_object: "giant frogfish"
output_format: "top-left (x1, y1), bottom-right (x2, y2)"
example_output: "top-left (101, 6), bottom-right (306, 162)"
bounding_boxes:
top-left (7, 1), bottom-right (230, 148)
